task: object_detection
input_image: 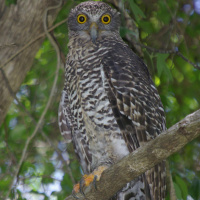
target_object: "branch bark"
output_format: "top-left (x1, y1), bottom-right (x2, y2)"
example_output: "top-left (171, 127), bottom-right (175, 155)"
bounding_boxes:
top-left (0, 0), bottom-right (64, 125)
top-left (65, 109), bottom-right (200, 200)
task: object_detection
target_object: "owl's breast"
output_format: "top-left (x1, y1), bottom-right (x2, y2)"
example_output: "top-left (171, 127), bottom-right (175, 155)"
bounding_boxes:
top-left (80, 63), bottom-right (129, 165)
top-left (66, 43), bottom-right (130, 170)
top-left (78, 63), bottom-right (114, 130)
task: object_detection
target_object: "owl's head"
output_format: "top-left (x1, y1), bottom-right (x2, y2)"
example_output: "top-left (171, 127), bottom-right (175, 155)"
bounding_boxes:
top-left (68, 1), bottom-right (120, 43)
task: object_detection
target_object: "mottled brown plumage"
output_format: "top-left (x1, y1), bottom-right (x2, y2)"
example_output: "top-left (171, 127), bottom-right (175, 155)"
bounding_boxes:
top-left (58, 1), bottom-right (166, 199)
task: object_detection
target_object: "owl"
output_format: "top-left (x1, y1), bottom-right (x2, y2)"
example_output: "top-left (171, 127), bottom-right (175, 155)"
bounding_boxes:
top-left (58, 1), bottom-right (166, 199)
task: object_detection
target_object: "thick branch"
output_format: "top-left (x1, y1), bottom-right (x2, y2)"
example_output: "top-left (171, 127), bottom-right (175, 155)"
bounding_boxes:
top-left (66, 109), bottom-right (200, 200)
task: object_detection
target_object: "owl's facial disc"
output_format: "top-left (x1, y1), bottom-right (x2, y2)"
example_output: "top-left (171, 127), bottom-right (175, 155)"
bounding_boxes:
top-left (90, 22), bottom-right (98, 43)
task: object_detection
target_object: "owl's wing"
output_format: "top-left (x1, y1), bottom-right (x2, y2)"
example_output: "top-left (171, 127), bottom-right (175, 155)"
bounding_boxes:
top-left (102, 46), bottom-right (165, 144)
top-left (58, 87), bottom-right (73, 143)
top-left (101, 42), bottom-right (166, 199)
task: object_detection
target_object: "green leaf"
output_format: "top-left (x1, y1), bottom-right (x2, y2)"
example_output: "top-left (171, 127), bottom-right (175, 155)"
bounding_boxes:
top-left (129, 0), bottom-right (146, 21)
top-left (138, 21), bottom-right (155, 34)
top-left (5, 0), bottom-right (17, 6)
top-left (156, 53), bottom-right (172, 81)
top-left (189, 177), bottom-right (200, 200)
top-left (61, 173), bottom-right (73, 193)
top-left (157, 0), bottom-right (171, 24)
top-left (26, 177), bottom-right (42, 191)
top-left (20, 161), bottom-right (36, 175)
top-left (120, 27), bottom-right (137, 38)
top-left (0, 176), bottom-right (11, 190)
top-left (44, 162), bottom-right (55, 176)
top-left (175, 176), bottom-right (188, 200)
top-left (173, 182), bottom-right (183, 199)
top-left (156, 53), bottom-right (169, 77)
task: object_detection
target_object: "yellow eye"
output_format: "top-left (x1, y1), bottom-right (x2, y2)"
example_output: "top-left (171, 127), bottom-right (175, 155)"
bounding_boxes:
top-left (77, 14), bottom-right (87, 24)
top-left (101, 14), bottom-right (111, 24)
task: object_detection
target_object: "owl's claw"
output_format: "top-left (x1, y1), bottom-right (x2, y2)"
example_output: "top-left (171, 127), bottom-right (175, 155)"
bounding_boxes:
top-left (79, 179), bottom-right (85, 196)
top-left (92, 175), bottom-right (98, 190)
top-left (72, 166), bottom-right (108, 196)
top-left (72, 190), bottom-right (80, 199)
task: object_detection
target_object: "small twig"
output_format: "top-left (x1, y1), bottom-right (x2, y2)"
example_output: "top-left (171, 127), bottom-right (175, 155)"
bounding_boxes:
top-left (0, 17), bottom-right (67, 70)
top-left (5, 1), bottom-right (63, 198)
top-left (176, 51), bottom-right (200, 70)
top-left (136, 42), bottom-right (200, 70)
top-left (0, 43), bottom-right (16, 48)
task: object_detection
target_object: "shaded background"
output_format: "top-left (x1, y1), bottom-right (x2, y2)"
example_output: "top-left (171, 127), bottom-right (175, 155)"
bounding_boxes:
top-left (0, 0), bottom-right (200, 199)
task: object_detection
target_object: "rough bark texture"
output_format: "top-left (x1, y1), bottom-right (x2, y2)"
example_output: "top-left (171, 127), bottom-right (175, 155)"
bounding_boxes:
top-left (65, 109), bottom-right (200, 200)
top-left (0, 0), bottom-right (63, 125)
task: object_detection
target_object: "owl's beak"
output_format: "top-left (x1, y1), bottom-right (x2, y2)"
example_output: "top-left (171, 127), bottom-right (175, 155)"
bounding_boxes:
top-left (90, 22), bottom-right (98, 43)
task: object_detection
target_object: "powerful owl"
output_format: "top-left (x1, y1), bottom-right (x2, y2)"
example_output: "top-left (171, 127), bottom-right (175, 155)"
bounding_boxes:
top-left (58, 1), bottom-right (166, 199)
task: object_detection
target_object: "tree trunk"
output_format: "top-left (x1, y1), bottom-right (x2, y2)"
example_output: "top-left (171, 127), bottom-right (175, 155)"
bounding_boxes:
top-left (0, 0), bottom-right (63, 125)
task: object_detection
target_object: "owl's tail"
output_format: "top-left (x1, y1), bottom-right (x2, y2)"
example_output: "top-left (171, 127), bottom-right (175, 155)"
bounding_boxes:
top-left (109, 161), bottom-right (166, 200)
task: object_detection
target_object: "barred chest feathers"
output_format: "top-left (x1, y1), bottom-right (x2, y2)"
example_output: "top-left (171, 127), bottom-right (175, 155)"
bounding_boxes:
top-left (66, 37), bottom-right (130, 172)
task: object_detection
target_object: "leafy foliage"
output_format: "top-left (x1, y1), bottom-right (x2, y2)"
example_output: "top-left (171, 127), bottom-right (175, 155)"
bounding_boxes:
top-left (0, 0), bottom-right (200, 199)
top-left (5, 0), bottom-right (17, 6)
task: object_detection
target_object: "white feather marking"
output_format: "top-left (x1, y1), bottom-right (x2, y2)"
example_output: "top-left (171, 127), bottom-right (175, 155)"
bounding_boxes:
top-left (134, 110), bottom-right (141, 117)
top-left (86, 55), bottom-right (97, 61)
top-left (131, 102), bottom-right (136, 109)
top-left (123, 104), bottom-right (129, 112)
top-left (111, 78), bottom-right (117, 83)
top-left (132, 88), bottom-right (138, 93)
top-left (112, 138), bottom-right (129, 158)
top-left (60, 91), bottom-right (67, 105)
top-left (77, 68), bottom-right (83, 73)
top-left (80, 77), bottom-right (90, 85)
top-left (132, 120), bottom-right (141, 127)
top-left (96, 101), bottom-right (109, 112)
top-left (100, 64), bottom-right (106, 89)
top-left (150, 84), bottom-right (156, 90)
top-left (82, 90), bottom-right (90, 98)
top-left (159, 106), bottom-right (164, 111)
top-left (117, 98), bottom-right (122, 105)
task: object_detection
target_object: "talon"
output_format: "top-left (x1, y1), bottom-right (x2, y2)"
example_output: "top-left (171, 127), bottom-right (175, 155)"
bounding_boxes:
top-left (79, 179), bottom-right (85, 196)
top-left (91, 165), bottom-right (108, 182)
top-left (83, 174), bottom-right (95, 187)
top-left (73, 183), bottom-right (80, 193)
top-left (72, 165), bottom-right (108, 196)
top-left (93, 175), bottom-right (98, 190)
top-left (72, 190), bottom-right (79, 199)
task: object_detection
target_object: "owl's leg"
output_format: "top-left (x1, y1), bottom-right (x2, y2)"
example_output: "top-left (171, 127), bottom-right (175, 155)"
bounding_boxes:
top-left (73, 166), bottom-right (108, 194)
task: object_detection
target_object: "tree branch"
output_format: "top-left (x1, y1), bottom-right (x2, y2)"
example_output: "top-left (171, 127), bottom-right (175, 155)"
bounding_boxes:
top-left (65, 109), bottom-right (200, 200)
top-left (135, 42), bottom-right (200, 71)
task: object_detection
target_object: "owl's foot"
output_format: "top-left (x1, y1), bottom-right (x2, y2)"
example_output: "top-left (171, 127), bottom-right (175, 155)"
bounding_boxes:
top-left (73, 166), bottom-right (108, 195)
